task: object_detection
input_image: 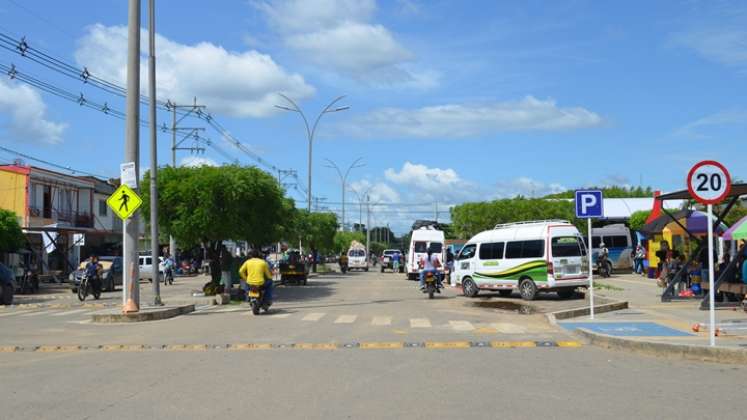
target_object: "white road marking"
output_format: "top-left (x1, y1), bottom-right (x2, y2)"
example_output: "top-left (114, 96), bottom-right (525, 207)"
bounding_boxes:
top-left (51, 309), bottom-right (89, 317)
top-left (20, 310), bottom-right (51, 317)
top-left (371, 316), bottom-right (392, 326)
top-left (216, 307), bottom-right (244, 313)
top-left (449, 320), bottom-right (475, 331)
top-left (267, 313), bottom-right (291, 318)
top-left (334, 315), bottom-right (357, 324)
top-left (302, 313), bottom-right (326, 321)
top-left (410, 318), bottom-right (431, 328)
top-left (0, 310), bottom-right (31, 317)
top-left (490, 323), bottom-right (527, 334)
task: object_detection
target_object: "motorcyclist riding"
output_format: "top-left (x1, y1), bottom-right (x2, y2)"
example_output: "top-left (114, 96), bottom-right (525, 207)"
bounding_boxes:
top-left (418, 245), bottom-right (442, 292)
top-left (597, 242), bottom-right (610, 275)
top-left (85, 255), bottom-right (103, 294)
top-left (239, 249), bottom-right (274, 304)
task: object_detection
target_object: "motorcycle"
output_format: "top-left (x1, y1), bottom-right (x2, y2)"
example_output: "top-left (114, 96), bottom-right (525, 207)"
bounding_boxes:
top-left (339, 258), bottom-right (348, 274)
top-left (18, 270), bottom-right (39, 294)
top-left (597, 254), bottom-right (611, 278)
top-left (77, 273), bottom-right (101, 302)
top-left (423, 271), bottom-right (442, 299)
top-left (247, 283), bottom-right (271, 315)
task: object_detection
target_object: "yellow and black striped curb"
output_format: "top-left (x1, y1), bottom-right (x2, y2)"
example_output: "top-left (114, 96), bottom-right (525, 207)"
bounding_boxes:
top-left (0, 340), bottom-right (583, 353)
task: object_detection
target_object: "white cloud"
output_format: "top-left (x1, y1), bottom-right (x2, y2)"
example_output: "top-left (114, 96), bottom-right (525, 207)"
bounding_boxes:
top-left (181, 156), bottom-right (218, 167)
top-left (341, 96), bottom-right (603, 139)
top-left (75, 24), bottom-right (315, 118)
top-left (675, 28), bottom-right (747, 70)
top-left (254, 0), bottom-right (433, 87)
top-left (495, 177), bottom-right (566, 198)
top-left (0, 79), bottom-right (66, 144)
top-left (349, 179), bottom-right (401, 203)
top-left (675, 109), bottom-right (747, 138)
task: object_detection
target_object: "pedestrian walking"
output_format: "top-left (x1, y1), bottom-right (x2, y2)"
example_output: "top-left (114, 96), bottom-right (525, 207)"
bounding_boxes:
top-left (633, 244), bottom-right (646, 275)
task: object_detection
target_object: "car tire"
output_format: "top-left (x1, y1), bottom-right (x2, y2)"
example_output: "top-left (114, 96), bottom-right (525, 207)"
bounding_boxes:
top-left (1, 284), bottom-right (13, 305)
top-left (519, 278), bottom-right (537, 301)
top-left (462, 277), bottom-right (479, 298)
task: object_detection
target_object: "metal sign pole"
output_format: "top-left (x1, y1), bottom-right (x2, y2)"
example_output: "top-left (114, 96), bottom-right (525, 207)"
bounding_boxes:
top-left (707, 203), bottom-right (716, 347)
top-left (588, 217), bottom-right (594, 320)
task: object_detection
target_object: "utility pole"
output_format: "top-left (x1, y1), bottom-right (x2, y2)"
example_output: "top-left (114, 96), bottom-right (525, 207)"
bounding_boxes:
top-left (123, 0), bottom-right (141, 313)
top-left (167, 98), bottom-right (205, 262)
top-left (366, 194), bottom-right (371, 268)
top-left (148, 0), bottom-right (161, 306)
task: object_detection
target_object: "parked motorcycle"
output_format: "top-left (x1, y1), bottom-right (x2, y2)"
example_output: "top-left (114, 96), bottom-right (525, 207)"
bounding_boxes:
top-left (247, 283), bottom-right (271, 315)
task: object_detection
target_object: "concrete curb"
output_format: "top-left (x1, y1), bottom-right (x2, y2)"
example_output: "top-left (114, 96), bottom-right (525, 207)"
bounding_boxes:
top-left (91, 304), bottom-right (194, 323)
top-left (575, 328), bottom-right (747, 365)
top-left (545, 300), bottom-right (629, 325)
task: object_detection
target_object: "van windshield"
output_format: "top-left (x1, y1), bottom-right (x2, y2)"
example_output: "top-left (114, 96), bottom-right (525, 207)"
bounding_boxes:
top-left (552, 237), bottom-right (584, 257)
top-left (413, 241), bottom-right (427, 253)
top-left (349, 249), bottom-right (365, 257)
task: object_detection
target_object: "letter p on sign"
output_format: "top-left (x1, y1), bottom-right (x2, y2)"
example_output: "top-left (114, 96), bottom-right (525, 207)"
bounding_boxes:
top-left (575, 190), bottom-right (603, 219)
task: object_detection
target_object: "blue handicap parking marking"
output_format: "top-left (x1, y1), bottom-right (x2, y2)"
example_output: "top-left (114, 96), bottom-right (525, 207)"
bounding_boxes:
top-left (560, 322), bottom-right (693, 337)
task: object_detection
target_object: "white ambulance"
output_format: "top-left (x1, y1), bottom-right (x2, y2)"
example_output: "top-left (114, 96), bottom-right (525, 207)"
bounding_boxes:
top-left (405, 226), bottom-right (446, 280)
top-left (452, 220), bottom-right (588, 300)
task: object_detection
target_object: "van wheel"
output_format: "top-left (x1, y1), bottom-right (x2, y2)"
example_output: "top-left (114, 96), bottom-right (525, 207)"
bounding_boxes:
top-left (462, 278), bottom-right (479, 298)
top-left (519, 278), bottom-right (537, 301)
top-left (498, 290), bottom-right (512, 297)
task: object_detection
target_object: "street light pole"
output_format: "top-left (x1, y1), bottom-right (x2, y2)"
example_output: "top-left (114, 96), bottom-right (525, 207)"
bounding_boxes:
top-left (325, 157), bottom-right (364, 231)
top-left (349, 185), bottom-right (373, 232)
top-left (147, 0), bottom-right (161, 306)
top-left (275, 94), bottom-right (349, 211)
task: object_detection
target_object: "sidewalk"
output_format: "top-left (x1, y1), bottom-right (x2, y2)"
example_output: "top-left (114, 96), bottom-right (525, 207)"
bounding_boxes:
top-left (561, 272), bottom-right (747, 363)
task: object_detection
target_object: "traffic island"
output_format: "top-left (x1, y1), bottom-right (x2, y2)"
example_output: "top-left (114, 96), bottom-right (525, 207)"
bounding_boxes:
top-left (91, 304), bottom-right (195, 323)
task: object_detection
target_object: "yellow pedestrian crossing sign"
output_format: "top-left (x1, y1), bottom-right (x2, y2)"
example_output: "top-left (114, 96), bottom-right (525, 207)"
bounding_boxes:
top-left (106, 184), bottom-right (143, 220)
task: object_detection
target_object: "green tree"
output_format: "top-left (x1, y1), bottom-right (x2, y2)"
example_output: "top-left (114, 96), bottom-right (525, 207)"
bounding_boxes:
top-left (333, 231), bottom-right (365, 254)
top-left (288, 211), bottom-right (338, 254)
top-left (724, 204), bottom-right (747, 227)
top-left (141, 165), bottom-right (290, 283)
top-left (545, 186), bottom-right (654, 199)
top-left (0, 209), bottom-right (24, 253)
top-left (628, 210), bottom-right (652, 232)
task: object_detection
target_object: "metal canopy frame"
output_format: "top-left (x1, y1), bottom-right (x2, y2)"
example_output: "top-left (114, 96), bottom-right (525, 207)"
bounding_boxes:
top-left (654, 184), bottom-right (746, 303)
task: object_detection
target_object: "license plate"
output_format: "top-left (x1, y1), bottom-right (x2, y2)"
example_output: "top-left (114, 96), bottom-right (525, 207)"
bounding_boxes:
top-left (426, 278), bottom-right (435, 283)
top-left (248, 290), bottom-right (260, 298)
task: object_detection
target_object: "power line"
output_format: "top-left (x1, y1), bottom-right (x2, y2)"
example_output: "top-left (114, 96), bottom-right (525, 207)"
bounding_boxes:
top-left (0, 144), bottom-right (111, 179)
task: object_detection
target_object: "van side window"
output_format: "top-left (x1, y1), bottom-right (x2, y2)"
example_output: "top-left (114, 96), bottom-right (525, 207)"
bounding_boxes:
top-left (479, 242), bottom-right (504, 260)
top-left (608, 235), bottom-right (629, 248)
top-left (505, 240), bottom-right (545, 259)
top-left (591, 236), bottom-right (602, 248)
top-left (458, 244), bottom-right (476, 260)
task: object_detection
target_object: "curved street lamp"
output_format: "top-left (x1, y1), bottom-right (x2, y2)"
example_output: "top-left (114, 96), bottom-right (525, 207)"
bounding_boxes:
top-left (325, 157), bottom-right (365, 231)
top-left (275, 94), bottom-right (349, 211)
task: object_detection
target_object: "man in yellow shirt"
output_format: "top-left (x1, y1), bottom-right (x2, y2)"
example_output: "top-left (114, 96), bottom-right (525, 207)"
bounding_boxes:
top-left (239, 250), bottom-right (274, 304)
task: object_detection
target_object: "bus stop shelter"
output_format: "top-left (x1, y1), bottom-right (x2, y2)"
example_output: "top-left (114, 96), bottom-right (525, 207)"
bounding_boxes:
top-left (650, 183), bottom-right (747, 305)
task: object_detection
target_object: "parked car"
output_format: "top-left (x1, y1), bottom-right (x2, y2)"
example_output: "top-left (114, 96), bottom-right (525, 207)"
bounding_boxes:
top-left (139, 255), bottom-right (165, 282)
top-left (380, 249), bottom-right (404, 273)
top-left (69, 256), bottom-right (123, 293)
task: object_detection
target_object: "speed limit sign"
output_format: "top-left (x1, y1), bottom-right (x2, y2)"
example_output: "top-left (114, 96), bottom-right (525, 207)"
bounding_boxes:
top-left (687, 160), bottom-right (732, 205)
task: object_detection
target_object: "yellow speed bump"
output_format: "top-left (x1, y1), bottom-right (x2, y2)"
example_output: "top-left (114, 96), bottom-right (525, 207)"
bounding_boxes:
top-left (0, 345), bottom-right (19, 353)
top-left (294, 343), bottom-right (338, 350)
top-left (36, 345), bottom-right (81, 352)
top-left (102, 344), bottom-right (145, 352)
top-left (231, 343), bottom-right (273, 351)
top-left (425, 341), bottom-right (471, 349)
top-left (490, 341), bottom-right (537, 348)
top-left (360, 342), bottom-right (404, 350)
top-left (166, 344), bottom-right (208, 351)
top-left (556, 341), bottom-right (583, 348)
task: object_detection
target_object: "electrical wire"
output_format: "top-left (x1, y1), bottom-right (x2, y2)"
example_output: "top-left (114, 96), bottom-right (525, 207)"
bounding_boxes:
top-left (0, 145), bottom-right (111, 178)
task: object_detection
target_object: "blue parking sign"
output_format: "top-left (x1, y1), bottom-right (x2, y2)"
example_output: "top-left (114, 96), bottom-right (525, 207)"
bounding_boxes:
top-left (575, 190), bottom-right (603, 218)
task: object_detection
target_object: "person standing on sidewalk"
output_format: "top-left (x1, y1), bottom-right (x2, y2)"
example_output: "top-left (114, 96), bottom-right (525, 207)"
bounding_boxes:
top-left (633, 244), bottom-right (646, 275)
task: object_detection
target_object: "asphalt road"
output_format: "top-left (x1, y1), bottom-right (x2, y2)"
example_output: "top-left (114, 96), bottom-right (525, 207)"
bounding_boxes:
top-left (1, 269), bottom-right (745, 419)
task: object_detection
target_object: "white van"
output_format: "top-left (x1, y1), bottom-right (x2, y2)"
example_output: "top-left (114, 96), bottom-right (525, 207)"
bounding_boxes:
top-left (347, 246), bottom-right (368, 271)
top-left (406, 226), bottom-right (446, 280)
top-left (453, 220), bottom-right (588, 300)
top-left (591, 224), bottom-right (633, 272)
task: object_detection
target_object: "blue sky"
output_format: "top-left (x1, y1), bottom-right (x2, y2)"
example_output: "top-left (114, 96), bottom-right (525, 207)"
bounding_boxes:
top-left (0, 0), bottom-right (745, 233)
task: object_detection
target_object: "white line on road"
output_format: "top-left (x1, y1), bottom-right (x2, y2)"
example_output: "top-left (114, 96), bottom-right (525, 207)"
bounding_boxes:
top-left (50, 309), bottom-right (89, 317)
top-left (371, 316), bottom-right (392, 326)
top-left (216, 307), bottom-right (244, 313)
top-left (20, 310), bottom-right (51, 317)
top-left (334, 315), bottom-right (357, 324)
top-left (267, 313), bottom-right (291, 318)
top-left (0, 310), bottom-right (31, 317)
top-left (449, 320), bottom-right (475, 331)
top-left (302, 313), bottom-right (326, 322)
top-left (410, 318), bottom-right (431, 328)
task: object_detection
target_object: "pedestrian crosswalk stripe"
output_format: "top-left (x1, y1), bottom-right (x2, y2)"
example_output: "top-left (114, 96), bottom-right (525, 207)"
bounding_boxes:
top-left (216, 307), bottom-right (243, 313)
top-left (371, 316), bottom-right (392, 326)
top-left (302, 313), bottom-right (326, 321)
top-left (267, 313), bottom-right (291, 318)
top-left (334, 315), bottom-right (357, 324)
top-left (410, 318), bottom-right (431, 328)
top-left (490, 323), bottom-right (527, 334)
top-left (51, 309), bottom-right (89, 317)
top-left (449, 321), bottom-right (475, 331)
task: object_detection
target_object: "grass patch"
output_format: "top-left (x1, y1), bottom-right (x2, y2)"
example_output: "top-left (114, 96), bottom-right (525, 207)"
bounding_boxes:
top-left (593, 282), bottom-right (623, 291)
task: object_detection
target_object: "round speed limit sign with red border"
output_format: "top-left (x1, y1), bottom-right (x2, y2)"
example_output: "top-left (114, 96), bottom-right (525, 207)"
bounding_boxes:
top-left (687, 160), bottom-right (731, 205)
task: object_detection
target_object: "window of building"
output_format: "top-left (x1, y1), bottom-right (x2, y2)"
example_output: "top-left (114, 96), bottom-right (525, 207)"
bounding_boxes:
top-left (99, 200), bottom-right (108, 217)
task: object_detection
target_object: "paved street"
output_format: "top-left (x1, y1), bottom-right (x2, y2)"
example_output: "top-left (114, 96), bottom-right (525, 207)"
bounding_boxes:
top-left (2, 269), bottom-right (746, 419)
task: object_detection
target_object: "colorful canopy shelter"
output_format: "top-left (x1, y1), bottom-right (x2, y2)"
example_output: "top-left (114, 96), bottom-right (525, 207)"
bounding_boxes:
top-left (653, 183), bottom-right (747, 306)
top-left (723, 216), bottom-right (747, 241)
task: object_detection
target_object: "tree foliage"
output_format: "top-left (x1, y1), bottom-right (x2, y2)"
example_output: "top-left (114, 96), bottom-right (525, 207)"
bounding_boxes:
top-left (450, 198), bottom-right (579, 239)
top-left (628, 210), bottom-right (652, 232)
top-left (333, 231), bottom-right (365, 254)
top-left (141, 165), bottom-right (290, 248)
top-left (545, 186), bottom-right (654, 199)
top-left (288, 211), bottom-right (338, 253)
top-left (724, 204), bottom-right (747, 227)
top-left (0, 209), bottom-right (24, 253)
